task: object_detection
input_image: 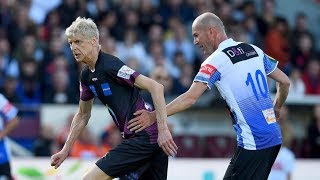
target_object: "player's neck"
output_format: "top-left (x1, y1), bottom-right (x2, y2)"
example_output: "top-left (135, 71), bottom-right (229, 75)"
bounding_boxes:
top-left (215, 33), bottom-right (228, 49)
top-left (87, 49), bottom-right (100, 71)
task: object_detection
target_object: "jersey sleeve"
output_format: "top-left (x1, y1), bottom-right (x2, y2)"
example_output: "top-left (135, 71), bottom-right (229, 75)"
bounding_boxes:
top-left (263, 54), bottom-right (278, 75)
top-left (0, 94), bottom-right (18, 122)
top-left (194, 62), bottom-right (221, 89)
top-left (79, 68), bottom-right (95, 101)
top-left (108, 58), bottom-right (140, 87)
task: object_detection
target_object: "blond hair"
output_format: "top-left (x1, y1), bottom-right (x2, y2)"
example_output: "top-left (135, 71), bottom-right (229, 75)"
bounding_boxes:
top-left (65, 17), bottom-right (99, 41)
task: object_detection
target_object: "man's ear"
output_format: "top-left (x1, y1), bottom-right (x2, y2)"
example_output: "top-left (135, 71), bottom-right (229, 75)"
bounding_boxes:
top-left (92, 37), bottom-right (98, 46)
top-left (208, 27), bottom-right (216, 36)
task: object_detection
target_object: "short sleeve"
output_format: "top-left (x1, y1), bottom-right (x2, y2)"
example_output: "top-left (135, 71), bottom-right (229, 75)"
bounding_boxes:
top-left (194, 63), bottom-right (221, 89)
top-left (263, 54), bottom-right (278, 75)
top-left (79, 68), bottom-right (94, 101)
top-left (0, 94), bottom-right (18, 121)
top-left (108, 58), bottom-right (140, 87)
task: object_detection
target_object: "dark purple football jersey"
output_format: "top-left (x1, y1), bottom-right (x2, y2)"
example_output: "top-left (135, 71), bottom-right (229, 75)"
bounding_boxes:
top-left (80, 51), bottom-right (158, 143)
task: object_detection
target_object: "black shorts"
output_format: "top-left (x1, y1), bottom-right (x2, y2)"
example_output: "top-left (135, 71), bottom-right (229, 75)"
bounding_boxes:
top-left (96, 135), bottom-right (168, 180)
top-left (223, 144), bottom-right (281, 180)
top-left (0, 162), bottom-right (12, 180)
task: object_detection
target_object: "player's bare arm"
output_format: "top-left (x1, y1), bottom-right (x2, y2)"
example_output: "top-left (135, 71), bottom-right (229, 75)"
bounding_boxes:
top-left (51, 99), bottom-right (94, 169)
top-left (268, 68), bottom-right (290, 118)
top-left (134, 74), bottom-right (178, 156)
top-left (128, 81), bottom-right (207, 131)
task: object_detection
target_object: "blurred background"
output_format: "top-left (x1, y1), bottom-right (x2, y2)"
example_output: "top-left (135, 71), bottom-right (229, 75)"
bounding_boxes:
top-left (0, 0), bottom-right (319, 179)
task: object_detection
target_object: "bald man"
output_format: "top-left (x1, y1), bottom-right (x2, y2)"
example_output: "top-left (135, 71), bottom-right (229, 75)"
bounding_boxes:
top-left (128, 12), bottom-right (290, 179)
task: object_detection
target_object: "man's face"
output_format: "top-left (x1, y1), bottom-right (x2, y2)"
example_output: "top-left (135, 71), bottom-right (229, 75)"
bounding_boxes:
top-left (67, 34), bottom-right (94, 63)
top-left (192, 24), bottom-right (215, 56)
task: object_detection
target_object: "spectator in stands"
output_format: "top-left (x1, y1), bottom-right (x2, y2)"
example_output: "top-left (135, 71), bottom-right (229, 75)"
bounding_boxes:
top-left (101, 36), bottom-right (116, 57)
top-left (13, 33), bottom-right (44, 64)
top-left (0, 76), bottom-right (20, 103)
top-left (118, 9), bottom-right (143, 41)
top-left (302, 58), bottom-right (320, 95)
top-left (56, 0), bottom-right (80, 28)
top-left (115, 29), bottom-right (148, 69)
top-left (243, 16), bottom-right (263, 48)
top-left (143, 23), bottom-right (164, 50)
top-left (150, 66), bottom-right (174, 96)
top-left (141, 65), bottom-right (173, 109)
top-left (86, 0), bottom-right (110, 21)
top-left (0, 37), bottom-right (19, 89)
top-left (96, 10), bottom-right (122, 41)
top-left (0, 93), bottom-right (20, 180)
top-left (172, 63), bottom-right (194, 95)
top-left (141, 65), bottom-right (174, 108)
top-left (16, 59), bottom-right (41, 105)
top-left (290, 33), bottom-right (315, 71)
top-left (43, 70), bottom-right (78, 104)
top-left (7, 4), bottom-right (36, 52)
top-left (158, 0), bottom-right (195, 28)
top-left (70, 127), bottom-right (100, 159)
top-left (42, 10), bottom-right (62, 41)
top-left (269, 105), bottom-right (296, 180)
top-left (146, 41), bottom-right (179, 78)
top-left (99, 123), bottom-right (122, 156)
top-left (290, 12), bottom-right (314, 53)
top-left (307, 104), bottom-right (320, 158)
top-left (0, 0), bottom-right (15, 30)
top-left (264, 17), bottom-right (290, 72)
top-left (256, 0), bottom-right (277, 37)
top-left (164, 20), bottom-right (195, 64)
top-left (288, 68), bottom-right (305, 98)
top-left (33, 125), bottom-right (55, 156)
top-left (138, 0), bottom-right (162, 35)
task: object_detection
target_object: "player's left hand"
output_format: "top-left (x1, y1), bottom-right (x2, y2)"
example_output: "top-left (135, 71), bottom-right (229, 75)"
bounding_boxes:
top-left (157, 127), bottom-right (178, 157)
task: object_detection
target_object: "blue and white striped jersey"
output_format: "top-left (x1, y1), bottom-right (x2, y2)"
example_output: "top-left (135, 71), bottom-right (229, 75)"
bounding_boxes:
top-left (0, 93), bottom-right (18, 163)
top-left (194, 38), bottom-right (282, 150)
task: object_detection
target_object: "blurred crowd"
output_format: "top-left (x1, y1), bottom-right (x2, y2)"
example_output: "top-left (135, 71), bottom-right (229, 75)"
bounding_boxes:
top-left (1, 0), bottom-right (320, 106)
top-left (0, 0), bottom-right (319, 158)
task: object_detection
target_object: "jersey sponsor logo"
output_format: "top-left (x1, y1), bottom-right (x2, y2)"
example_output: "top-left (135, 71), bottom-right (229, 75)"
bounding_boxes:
top-left (262, 108), bottom-right (276, 124)
top-left (101, 83), bottom-right (112, 96)
top-left (92, 77), bottom-right (98, 81)
top-left (222, 43), bottom-right (258, 64)
top-left (117, 65), bottom-right (135, 80)
top-left (199, 64), bottom-right (217, 77)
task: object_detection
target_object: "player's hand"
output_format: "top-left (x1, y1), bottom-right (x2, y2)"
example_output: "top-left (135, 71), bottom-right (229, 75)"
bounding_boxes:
top-left (128, 109), bottom-right (156, 132)
top-left (157, 127), bottom-right (178, 157)
top-left (51, 150), bottom-right (68, 169)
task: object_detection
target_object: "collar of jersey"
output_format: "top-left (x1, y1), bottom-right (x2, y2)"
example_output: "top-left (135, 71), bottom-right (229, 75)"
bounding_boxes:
top-left (218, 38), bottom-right (235, 50)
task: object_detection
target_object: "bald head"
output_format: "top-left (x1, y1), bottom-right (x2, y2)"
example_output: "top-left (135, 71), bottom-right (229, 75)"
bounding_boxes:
top-left (193, 12), bottom-right (225, 31)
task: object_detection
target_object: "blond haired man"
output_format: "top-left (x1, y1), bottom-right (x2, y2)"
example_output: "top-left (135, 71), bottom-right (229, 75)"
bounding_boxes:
top-left (51, 17), bottom-right (177, 180)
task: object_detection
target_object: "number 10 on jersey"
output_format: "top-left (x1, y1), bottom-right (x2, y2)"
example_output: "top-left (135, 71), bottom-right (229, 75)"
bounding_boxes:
top-left (246, 70), bottom-right (268, 101)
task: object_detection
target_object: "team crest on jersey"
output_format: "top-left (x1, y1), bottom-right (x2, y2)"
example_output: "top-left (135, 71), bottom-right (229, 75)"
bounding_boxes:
top-left (117, 65), bottom-right (135, 79)
top-left (200, 64), bottom-right (217, 77)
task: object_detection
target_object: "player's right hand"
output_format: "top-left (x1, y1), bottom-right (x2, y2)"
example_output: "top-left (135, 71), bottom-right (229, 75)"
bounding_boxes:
top-left (51, 150), bottom-right (68, 169)
top-left (128, 109), bottom-right (156, 132)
